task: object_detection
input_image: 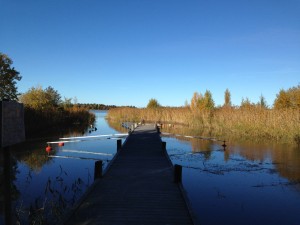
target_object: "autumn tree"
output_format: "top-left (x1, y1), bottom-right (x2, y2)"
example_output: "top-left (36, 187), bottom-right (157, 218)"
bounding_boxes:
top-left (190, 90), bottom-right (215, 110)
top-left (274, 85), bottom-right (300, 109)
top-left (224, 88), bottom-right (232, 107)
top-left (201, 90), bottom-right (215, 110)
top-left (240, 97), bottom-right (254, 109)
top-left (147, 98), bottom-right (161, 108)
top-left (19, 86), bottom-right (61, 110)
top-left (0, 53), bottom-right (22, 100)
top-left (62, 97), bottom-right (73, 109)
top-left (184, 99), bottom-right (190, 108)
top-left (257, 94), bottom-right (268, 109)
top-left (190, 92), bottom-right (200, 110)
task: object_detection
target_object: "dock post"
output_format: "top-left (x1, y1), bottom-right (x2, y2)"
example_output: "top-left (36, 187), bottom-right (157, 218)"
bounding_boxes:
top-left (156, 124), bottom-right (160, 133)
top-left (117, 139), bottom-right (122, 151)
top-left (174, 164), bottom-right (182, 183)
top-left (94, 160), bottom-right (103, 180)
top-left (162, 141), bottom-right (166, 151)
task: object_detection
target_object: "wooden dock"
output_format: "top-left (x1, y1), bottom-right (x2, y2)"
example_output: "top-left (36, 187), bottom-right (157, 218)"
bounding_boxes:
top-left (63, 124), bottom-right (194, 225)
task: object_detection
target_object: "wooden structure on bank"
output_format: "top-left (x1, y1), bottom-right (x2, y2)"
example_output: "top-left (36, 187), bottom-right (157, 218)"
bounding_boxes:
top-left (1, 100), bottom-right (25, 225)
top-left (63, 124), bottom-right (194, 225)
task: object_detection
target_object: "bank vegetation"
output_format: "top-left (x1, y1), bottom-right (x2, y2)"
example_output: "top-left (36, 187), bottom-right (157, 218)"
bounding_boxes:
top-left (19, 86), bottom-right (95, 137)
top-left (108, 85), bottom-right (300, 143)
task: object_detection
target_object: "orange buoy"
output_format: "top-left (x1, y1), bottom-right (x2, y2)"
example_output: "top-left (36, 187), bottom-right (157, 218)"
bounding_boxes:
top-left (58, 142), bottom-right (64, 147)
top-left (46, 146), bottom-right (52, 153)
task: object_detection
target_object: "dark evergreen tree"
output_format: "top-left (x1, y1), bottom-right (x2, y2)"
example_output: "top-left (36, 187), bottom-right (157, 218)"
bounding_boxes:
top-left (0, 53), bottom-right (22, 100)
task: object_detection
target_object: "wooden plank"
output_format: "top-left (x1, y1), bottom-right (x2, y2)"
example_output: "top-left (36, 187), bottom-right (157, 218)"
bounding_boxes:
top-left (63, 125), bottom-right (194, 225)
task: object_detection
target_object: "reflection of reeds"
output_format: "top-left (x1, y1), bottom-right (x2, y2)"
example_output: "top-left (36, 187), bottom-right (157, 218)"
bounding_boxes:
top-left (106, 118), bottom-right (132, 134)
top-left (15, 165), bottom-right (89, 224)
top-left (107, 107), bottom-right (300, 143)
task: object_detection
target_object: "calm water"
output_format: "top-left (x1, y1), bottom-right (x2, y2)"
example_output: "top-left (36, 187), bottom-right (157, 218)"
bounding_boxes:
top-left (161, 134), bottom-right (300, 225)
top-left (0, 110), bottom-right (127, 224)
top-left (1, 111), bottom-right (300, 224)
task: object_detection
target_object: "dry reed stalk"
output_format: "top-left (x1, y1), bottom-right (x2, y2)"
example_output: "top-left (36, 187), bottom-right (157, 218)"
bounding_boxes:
top-left (107, 107), bottom-right (300, 143)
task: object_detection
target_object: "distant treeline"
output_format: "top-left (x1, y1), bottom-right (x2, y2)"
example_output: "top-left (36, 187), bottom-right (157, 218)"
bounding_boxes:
top-left (75, 103), bottom-right (136, 110)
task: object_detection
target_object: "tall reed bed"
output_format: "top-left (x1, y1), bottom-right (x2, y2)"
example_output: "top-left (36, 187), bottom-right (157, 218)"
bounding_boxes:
top-left (24, 106), bottom-right (95, 137)
top-left (107, 107), bottom-right (300, 142)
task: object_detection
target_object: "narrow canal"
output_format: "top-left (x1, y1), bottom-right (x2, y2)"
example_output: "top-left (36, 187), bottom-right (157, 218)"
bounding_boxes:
top-left (1, 110), bottom-right (300, 224)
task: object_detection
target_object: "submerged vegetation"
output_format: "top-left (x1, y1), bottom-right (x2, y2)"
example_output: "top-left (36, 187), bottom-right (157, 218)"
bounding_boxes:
top-left (108, 85), bottom-right (300, 143)
top-left (14, 165), bottom-right (88, 224)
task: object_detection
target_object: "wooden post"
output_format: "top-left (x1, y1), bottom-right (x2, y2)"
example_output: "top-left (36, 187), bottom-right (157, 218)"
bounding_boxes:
top-left (174, 164), bottom-right (182, 183)
top-left (157, 126), bottom-right (160, 133)
top-left (117, 139), bottom-right (122, 151)
top-left (162, 141), bottom-right (166, 151)
top-left (222, 140), bottom-right (227, 150)
top-left (94, 160), bottom-right (103, 180)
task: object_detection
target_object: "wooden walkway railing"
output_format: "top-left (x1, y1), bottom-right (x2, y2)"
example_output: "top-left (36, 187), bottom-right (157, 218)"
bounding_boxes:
top-left (63, 124), bottom-right (194, 225)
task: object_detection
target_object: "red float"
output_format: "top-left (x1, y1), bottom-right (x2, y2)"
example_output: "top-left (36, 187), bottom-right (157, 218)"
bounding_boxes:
top-left (58, 142), bottom-right (64, 147)
top-left (46, 146), bottom-right (52, 153)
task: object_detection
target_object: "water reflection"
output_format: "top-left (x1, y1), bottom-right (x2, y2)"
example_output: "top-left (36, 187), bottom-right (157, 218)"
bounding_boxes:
top-left (11, 140), bottom-right (54, 172)
top-left (0, 151), bottom-right (19, 224)
top-left (37, 119), bottom-right (300, 225)
top-left (7, 116), bottom-right (300, 224)
top-left (160, 126), bottom-right (300, 225)
top-left (0, 110), bottom-right (127, 224)
top-left (161, 126), bottom-right (300, 186)
top-left (227, 142), bottom-right (300, 188)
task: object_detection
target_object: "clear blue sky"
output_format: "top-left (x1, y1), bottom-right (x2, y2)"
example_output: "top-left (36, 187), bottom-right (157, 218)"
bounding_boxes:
top-left (1, 0), bottom-right (299, 107)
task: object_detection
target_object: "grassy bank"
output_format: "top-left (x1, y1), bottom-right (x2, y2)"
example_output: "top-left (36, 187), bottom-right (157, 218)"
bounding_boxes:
top-left (107, 107), bottom-right (300, 143)
top-left (24, 106), bottom-right (95, 137)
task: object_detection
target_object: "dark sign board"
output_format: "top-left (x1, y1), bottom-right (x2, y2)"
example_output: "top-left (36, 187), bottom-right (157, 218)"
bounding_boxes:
top-left (0, 101), bottom-right (25, 148)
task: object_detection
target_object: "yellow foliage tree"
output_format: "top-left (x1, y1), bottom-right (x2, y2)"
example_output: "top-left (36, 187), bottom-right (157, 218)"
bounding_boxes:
top-left (19, 86), bottom-right (61, 110)
top-left (190, 92), bottom-right (200, 110)
top-left (274, 85), bottom-right (300, 109)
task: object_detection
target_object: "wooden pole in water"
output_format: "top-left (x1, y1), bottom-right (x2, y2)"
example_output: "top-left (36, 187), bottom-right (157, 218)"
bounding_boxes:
top-left (94, 160), bottom-right (103, 180)
top-left (156, 124), bottom-right (160, 133)
top-left (222, 140), bottom-right (227, 150)
top-left (174, 164), bottom-right (182, 183)
top-left (117, 139), bottom-right (122, 151)
top-left (162, 141), bottom-right (166, 151)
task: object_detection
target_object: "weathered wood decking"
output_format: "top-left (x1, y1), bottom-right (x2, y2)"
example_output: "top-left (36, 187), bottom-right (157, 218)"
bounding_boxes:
top-left (64, 125), bottom-right (194, 225)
